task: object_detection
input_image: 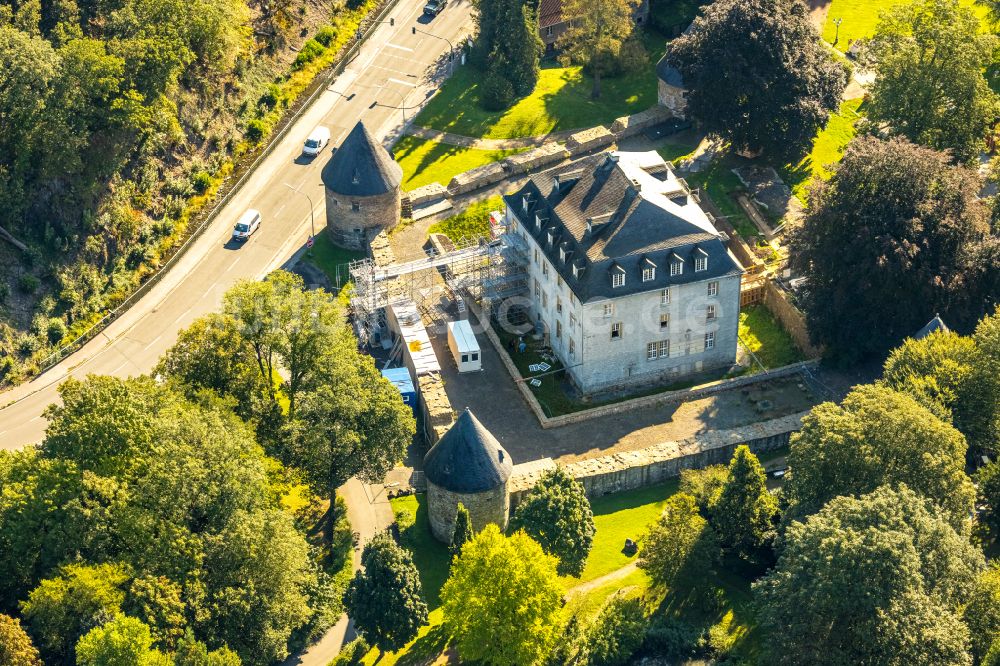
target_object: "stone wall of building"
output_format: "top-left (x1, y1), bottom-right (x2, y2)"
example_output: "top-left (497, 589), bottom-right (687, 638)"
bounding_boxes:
top-left (509, 410), bottom-right (805, 505)
top-left (658, 81), bottom-right (687, 119)
top-left (417, 372), bottom-right (455, 444)
top-left (325, 186), bottom-right (400, 250)
top-left (763, 280), bottom-right (822, 358)
top-left (427, 478), bottom-right (510, 542)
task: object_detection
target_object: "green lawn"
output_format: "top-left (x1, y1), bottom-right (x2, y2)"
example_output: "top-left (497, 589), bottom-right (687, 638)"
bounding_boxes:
top-left (427, 195), bottom-right (505, 241)
top-left (393, 136), bottom-right (522, 191)
top-left (822, 0), bottom-right (989, 47)
top-left (413, 32), bottom-right (664, 140)
top-left (390, 494), bottom-right (451, 609)
top-left (782, 98), bottom-right (864, 201)
top-left (739, 305), bottom-right (808, 368)
top-left (577, 480), bottom-right (680, 583)
top-left (306, 232), bottom-right (363, 289)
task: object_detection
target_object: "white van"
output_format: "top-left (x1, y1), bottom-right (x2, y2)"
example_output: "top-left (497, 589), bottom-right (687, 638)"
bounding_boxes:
top-left (232, 209), bottom-right (261, 242)
top-left (302, 126), bottom-right (331, 156)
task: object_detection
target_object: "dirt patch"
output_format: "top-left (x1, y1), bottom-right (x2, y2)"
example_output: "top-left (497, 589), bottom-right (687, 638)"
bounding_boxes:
top-left (807, 0), bottom-right (832, 33)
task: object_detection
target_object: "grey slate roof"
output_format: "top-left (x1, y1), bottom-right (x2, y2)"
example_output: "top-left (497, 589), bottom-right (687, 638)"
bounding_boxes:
top-left (321, 121), bottom-right (402, 197)
top-left (914, 315), bottom-right (950, 340)
top-left (423, 409), bottom-right (513, 494)
top-left (505, 152), bottom-right (743, 303)
top-left (656, 54), bottom-right (684, 88)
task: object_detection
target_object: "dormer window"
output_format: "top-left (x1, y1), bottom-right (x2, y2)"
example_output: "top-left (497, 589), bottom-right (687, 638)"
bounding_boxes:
top-left (643, 266), bottom-right (655, 282)
top-left (535, 214), bottom-right (543, 230)
top-left (694, 247), bottom-right (709, 272)
top-left (610, 264), bottom-right (626, 288)
top-left (559, 247), bottom-right (566, 263)
top-left (547, 231), bottom-right (554, 247)
top-left (670, 253), bottom-right (683, 276)
top-left (585, 220), bottom-right (592, 235)
top-left (522, 196), bottom-right (530, 213)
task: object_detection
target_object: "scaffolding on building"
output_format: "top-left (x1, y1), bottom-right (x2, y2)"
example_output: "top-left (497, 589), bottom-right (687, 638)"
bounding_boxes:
top-left (348, 224), bottom-right (529, 346)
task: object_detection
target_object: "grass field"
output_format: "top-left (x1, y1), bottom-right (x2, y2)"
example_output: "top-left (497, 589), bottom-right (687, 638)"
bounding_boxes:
top-left (413, 32), bottom-right (664, 140)
top-left (391, 494), bottom-right (451, 609)
top-left (783, 98), bottom-right (865, 200)
top-left (393, 136), bottom-right (523, 191)
top-left (427, 195), bottom-right (505, 241)
top-left (822, 0), bottom-right (989, 47)
top-left (739, 305), bottom-right (807, 368)
top-left (306, 232), bottom-right (363, 288)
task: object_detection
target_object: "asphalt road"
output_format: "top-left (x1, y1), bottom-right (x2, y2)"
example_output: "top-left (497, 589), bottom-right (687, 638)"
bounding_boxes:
top-left (0, 0), bottom-right (474, 449)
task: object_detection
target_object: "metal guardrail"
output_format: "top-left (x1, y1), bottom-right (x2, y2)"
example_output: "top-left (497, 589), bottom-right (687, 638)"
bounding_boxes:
top-left (34, 0), bottom-right (402, 376)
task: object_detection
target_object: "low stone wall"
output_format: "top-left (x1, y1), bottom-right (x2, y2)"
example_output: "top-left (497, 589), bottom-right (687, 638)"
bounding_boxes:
top-left (565, 126), bottom-right (616, 155)
top-left (611, 106), bottom-right (674, 139)
top-left (417, 372), bottom-right (455, 445)
top-left (509, 411), bottom-right (805, 505)
top-left (764, 281), bottom-right (822, 358)
top-left (447, 161), bottom-right (509, 197)
top-left (504, 143), bottom-right (570, 174)
top-left (368, 229), bottom-right (396, 267)
top-left (407, 182), bottom-right (448, 206)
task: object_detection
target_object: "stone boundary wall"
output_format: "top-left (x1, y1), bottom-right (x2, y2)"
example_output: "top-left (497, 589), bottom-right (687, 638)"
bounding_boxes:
top-left (610, 106), bottom-right (674, 139)
top-left (565, 126), bottom-right (616, 155)
top-left (417, 371), bottom-right (455, 445)
top-left (509, 410), bottom-right (806, 505)
top-left (408, 182), bottom-right (448, 206)
top-left (763, 281), bottom-right (822, 358)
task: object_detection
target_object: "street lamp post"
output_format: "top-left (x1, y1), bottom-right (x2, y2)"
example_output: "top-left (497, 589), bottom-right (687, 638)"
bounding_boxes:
top-left (833, 17), bottom-right (843, 46)
top-left (283, 182), bottom-right (316, 254)
top-left (412, 25), bottom-right (456, 72)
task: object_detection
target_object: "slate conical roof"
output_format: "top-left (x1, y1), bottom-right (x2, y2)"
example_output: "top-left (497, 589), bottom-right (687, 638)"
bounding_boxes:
top-left (321, 121), bottom-right (403, 197)
top-left (423, 409), bottom-right (513, 494)
top-left (914, 315), bottom-right (950, 340)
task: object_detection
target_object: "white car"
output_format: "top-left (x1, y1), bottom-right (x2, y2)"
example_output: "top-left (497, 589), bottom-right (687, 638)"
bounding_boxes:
top-left (232, 209), bottom-right (261, 242)
top-left (302, 126), bottom-right (331, 156)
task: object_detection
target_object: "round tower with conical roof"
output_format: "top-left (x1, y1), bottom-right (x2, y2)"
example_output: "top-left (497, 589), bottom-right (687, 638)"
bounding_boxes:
top-left (321, 120), bottom-right (403, 250)
top-left (423, 409), bottom-right (514, 543)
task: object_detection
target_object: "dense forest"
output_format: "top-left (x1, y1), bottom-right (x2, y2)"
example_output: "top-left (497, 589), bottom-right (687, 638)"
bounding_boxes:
top-left (0, 0), bottom-right (375, 383)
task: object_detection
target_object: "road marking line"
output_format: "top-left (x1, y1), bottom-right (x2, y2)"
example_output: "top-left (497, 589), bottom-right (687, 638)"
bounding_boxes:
top-left (229, 255), bottom-right (243, 271)
top-left (385, 42), bottom-right (414, 52)
top-left (387, 77), bottom-right (417, 88)
top-left (142, 335), bottom-right (162, 352)
top-left (170, 306), bottom-right (193, 328)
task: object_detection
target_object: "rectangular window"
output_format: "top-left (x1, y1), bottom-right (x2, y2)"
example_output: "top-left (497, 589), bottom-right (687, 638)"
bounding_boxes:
top-left (660, 288), bottom-right (670, 306)
top-left (569, 338), bottom-right (575, 356)
top-left (660, 313), bottom-right (669, 329)
top-left (670, 261), bottom-right (682, 276)
top-left (612, 272), bottom-right (625, 288)
top-left (542, 292), bottom-right (548, 308)
top-left (556, 297), bottom-right (563, 314)
top-left (351, 202), bottom-right (361, 212)
top-left (695, 257), bottom-right (707, 272)
top-left (642, 267), bottom-right (655, 282)
top-left (707, 281), bottom-right (719, 297)
top-left (534, 248), bottom-right (539, 265)
top-left (556, 320), bottom-right (562, 339)
top-left (543, 262), bottom-right (549, 277)
top-left (534, 279), bottom-right (540, 299)
top-left (461, 354), bottom-right (469, 363)
top-left (707, 305), bottom-right (716, 321)
top-left (569, 312), bottom-right (576, 328)
top-left (603, 303), bottom-right (614, 317)
top-left (546, 25), bottom-right (553, 36)
top-left (472, 352), bottom-right (479, 361)
top-left (658, 340), bottom-right (670, 358)
top-left (705, 331), bottom-right (715, 350)
top-left (557, 276), bottom-right (563, 289)
top-left (611, 322), bottom-right (622, 340)
top-left (647, 342), bottom-right (658, 361)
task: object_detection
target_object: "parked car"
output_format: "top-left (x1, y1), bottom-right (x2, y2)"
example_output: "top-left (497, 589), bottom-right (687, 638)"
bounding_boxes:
top-left (302, 126), bottom-right (331, 156)
top-left (232, 209), bottom-right (261, 242)
top-left (423, 0), bottom-right (446, 16)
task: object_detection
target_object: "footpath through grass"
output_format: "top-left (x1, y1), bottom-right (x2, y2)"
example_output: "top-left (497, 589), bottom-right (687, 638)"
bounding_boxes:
top-left (393, 136), bottom-right (523, 191)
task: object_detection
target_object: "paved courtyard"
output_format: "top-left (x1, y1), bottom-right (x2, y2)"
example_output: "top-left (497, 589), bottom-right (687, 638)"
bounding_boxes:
top-left (418, 309), bottom-right (840, 467)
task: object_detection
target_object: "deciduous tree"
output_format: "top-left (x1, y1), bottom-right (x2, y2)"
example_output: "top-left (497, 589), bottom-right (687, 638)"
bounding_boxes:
top-left (664, 0), bottom-right (846, 159)
top-left (343, 533), bottom-right (427, 653)
top-left (581, 593), bottom-right (646, 666)
top-left (557, 0), bottom-right (640, 98)
top-left (756, 485), bottom-right (982, 666)
top-left (713, 446), bottom-right (777, 559)
top-left (74, 615), bottom-right (170, 666)
top-left (0, 613), bottom-right (42, 666)
top-left (867, 0), bottom-right (998, 163)
top-left (963, 566), bottom-right (1000, 664)
top-left (789, 137), bottom-right (990, 362)
top-left (510, 467), bottom-right (595, 576)
top-left (441, 525), bottom-right (563, 665)
top-left (783, 383), bottom-right (974, 529)
top-left (639, 493), bottom-right (719, 589)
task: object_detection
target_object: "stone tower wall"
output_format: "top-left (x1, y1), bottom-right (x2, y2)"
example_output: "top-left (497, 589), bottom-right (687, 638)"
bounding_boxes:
top-left (426, 479), bottom-right (510, 543)
top-left (324, 186), bottom-right (401, 250)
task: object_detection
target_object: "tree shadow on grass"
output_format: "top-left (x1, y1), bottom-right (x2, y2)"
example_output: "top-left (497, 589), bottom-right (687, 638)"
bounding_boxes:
top-left (394, 624), bottom-right (452, 666)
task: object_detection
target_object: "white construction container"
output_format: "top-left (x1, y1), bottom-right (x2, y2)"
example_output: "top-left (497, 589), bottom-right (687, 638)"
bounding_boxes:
top-left (447, 319), bottom-right (481, 372)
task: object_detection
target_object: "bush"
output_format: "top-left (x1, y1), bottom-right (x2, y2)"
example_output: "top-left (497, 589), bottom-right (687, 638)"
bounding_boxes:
top-left (707, 621), bottom-right (737, 659)
top-left (18, 274), bottom-right (39, 294)
top-left (480, 71), bottom-right (515, 111)
top-left (643, 617), bottom-right (705, 661)
top-left (583, 594), bottom-right (647, 666)
top-left (191, 170), bottom-right (212, 194)
top-left (46, 318), bottom-right (67, 344)
top-left (315, 25), bottom-right (338, 47)
top-left (618, 37), bottom-right (648, 74)
top-left (293, 38), bottom-right (326, 69)
top-left (260, 83), bottom-right (283, 109)
top-left (330, 637), bottom-right (369, 665)
top-left (245, 119), bottom-right (268, 143)
top-left (16, 333), bottom-right (40, 356)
